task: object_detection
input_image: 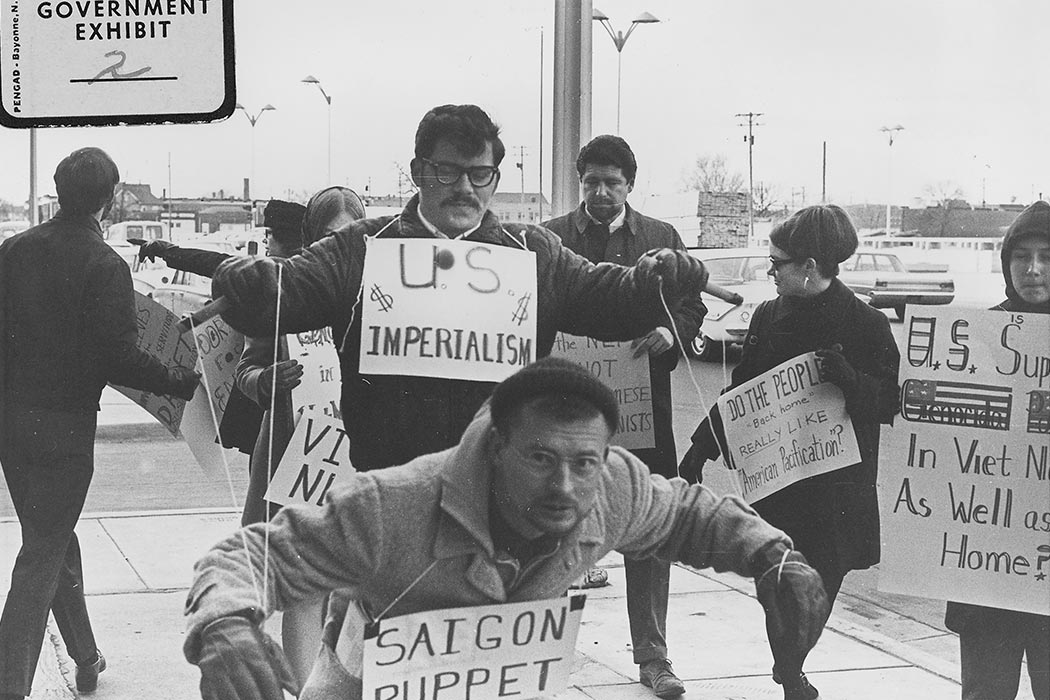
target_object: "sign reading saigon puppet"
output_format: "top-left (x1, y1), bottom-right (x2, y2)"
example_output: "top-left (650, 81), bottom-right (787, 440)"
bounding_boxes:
top-left (878, 307), bottom-right (1050, 615)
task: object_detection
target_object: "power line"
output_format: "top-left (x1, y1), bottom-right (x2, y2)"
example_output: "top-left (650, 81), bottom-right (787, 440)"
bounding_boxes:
top-left (735, 111), bottom-right (764, 239)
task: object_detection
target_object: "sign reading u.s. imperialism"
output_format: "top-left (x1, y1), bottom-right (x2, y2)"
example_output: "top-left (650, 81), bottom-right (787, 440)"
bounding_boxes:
top-left (359, 238), bottom-right (537, 383)
top-left (878, 307), bottom-right (1050, 615)
top-left (1, 0), bottom-right (234, 126)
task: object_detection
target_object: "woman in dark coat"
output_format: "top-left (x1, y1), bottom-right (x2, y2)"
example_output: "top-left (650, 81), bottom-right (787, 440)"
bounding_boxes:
top-left (680, 204), bottom-right (900, 700)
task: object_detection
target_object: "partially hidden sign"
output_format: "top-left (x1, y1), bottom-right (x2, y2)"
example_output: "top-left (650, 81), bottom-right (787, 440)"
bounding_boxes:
top-left (288, 327), bottom-right (341, 420)
top-left (878, 307), bottom-right (1050, 615)
top-left (551, 332), bottom-right (654, 450)
top-left (716, 352), bottom-right (860, 503)
top-left (264, 407), bottom-right (353, 509)
top-left (1, 0), bottom-right (234, 127)
top-left (363, 595), bottom-right (586, 700)
top-left (359, 238), bottom-right (537, 383)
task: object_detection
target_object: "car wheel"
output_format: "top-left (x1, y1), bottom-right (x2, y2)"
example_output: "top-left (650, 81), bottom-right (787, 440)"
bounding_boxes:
top-left (689, 333), bottom-right (724, 361)
top-left (894, 304), bottom-right (906, 320)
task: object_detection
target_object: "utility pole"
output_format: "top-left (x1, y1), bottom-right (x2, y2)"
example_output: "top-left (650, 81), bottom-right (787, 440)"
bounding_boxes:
top-left (516, 145), bottom-right (527, 222)
top-left (28, 128), bottom-right (38, 226)
top-left (736, 111), bottom-right (763, 239)
top-left (821, 141), bottom-right (827, 204)
top-left (880, 125), bottom-right (904, 234)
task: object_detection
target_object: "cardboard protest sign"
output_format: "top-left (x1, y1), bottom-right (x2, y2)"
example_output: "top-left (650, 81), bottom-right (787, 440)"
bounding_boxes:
top-left (716, 352), bottom-right (860, 503)
top-left (288, 327), bottom-right (341, 419)
top-left (878, 307), bottom-right (1050, 615)
top-left (359, 238), bottom-right (537, 383)
top-left (551, 332), bottom-right (654, 449)
top-left (363, 594), bottom-right (586, 700)
top-left (264, 408), bottom-right (354, 508)
top-left (110, 292), bottom-right (196, 436)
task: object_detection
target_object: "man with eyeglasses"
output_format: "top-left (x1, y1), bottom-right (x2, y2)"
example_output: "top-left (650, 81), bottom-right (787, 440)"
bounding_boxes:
top-left (184, 358), bottom-right (830, 700)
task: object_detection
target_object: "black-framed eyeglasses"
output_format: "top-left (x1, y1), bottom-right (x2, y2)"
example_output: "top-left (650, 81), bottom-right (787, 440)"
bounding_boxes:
top-left (420, 158), bottom-right (500, 188)
top-left (768, 256), bottom-right (797, 269)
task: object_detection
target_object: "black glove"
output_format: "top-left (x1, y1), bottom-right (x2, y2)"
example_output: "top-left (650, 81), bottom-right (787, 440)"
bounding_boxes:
top-left (752, 544), bottom-right (830, 682)
top-left (138, 239), bottom-right (176, 263)
top-left (167, 366), bottom-right (201, 401)
top-left (677, 442), bottom-right (708, 484)
top-left (636, 249), bottom-right (710, 298)
top-left (815, 344), bottom-right (858, 394)
top-left (196, 616), bottom-right (300, 700)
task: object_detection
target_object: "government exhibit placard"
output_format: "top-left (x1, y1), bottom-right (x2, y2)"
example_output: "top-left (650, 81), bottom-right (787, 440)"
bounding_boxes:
top-left (363, 595), bottom-right (586, 700)
top-left (878, 307), bottom-right (1050, 615)
top-left (716, 351), bottom-right (860, 503)
top-left (359, 238), bottom-right (538, 383)
top-left (551, 332), bottom-right (654, 450)
top-left (1, 0), bottom-right (234, 126)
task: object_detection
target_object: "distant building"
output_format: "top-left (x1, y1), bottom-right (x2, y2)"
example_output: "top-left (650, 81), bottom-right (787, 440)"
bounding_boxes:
top-left (488, 192), bottom-right (551, 225)
top-left (900, 202), bottom-right (1025, 238)
top-left (695, 191), bottom-right (749, 248)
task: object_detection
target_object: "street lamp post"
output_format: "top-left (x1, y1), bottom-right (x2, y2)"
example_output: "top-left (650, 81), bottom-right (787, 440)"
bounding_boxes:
top-left (302, 75), bottom-right (332, 186)
top-left (236, 102), bottom-right (276, 201)
top-left (592, 8), bottom-right (659, 134)
top-left (880, 124), bottom-right (904, 234)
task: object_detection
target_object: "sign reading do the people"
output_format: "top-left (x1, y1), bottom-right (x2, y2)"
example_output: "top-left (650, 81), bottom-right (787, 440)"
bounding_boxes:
top-left (715, 352), bottom-right (860, 503)
top-left (359, 238), bottom-right (537, 383)
top-left (878, 307), bottom-right (1050, 615)
top-left (0, 0), bottom-right (234, 127)
top-left (362, 595), bottom-right (586, 700)
top-left (552, 332), bottom-right (654, 450)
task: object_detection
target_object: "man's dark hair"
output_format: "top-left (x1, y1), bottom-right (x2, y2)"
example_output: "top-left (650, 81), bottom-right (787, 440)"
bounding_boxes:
top-left (413, 104), bottom-right (506, 168)
top-left (264, 200), bottom-right (307, 253)
top-left (489, 358), bottom-right (619, 435)
top-left (576, 135), bottom-right (637, 185)
top-left (54, 147), bottom-right (120, 216)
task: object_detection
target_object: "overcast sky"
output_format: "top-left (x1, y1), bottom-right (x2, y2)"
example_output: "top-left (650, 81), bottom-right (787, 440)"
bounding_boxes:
top-left (1, 0), bottom-right (1047, 213)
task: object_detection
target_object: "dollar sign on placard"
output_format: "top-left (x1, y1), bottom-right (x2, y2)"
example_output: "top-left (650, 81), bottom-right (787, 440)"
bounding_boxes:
top-left (511, 293), bottom-right (531, 326)
top-left (370, 284), bottom-right (394, 312)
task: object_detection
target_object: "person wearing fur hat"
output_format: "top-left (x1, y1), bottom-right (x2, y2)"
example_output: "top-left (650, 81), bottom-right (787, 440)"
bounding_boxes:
top-left (679, 204), bottom-right (901, 700)
top-left (944, 200), bottom-right (1049, 700)
top-left (183, 357), bottom-right (831, 700)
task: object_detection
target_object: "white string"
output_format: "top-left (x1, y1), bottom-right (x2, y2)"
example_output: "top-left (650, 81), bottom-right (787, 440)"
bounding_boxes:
top-left (263, 263), bottom-right (283, 606)
top-left (188, 312), bottom-right (264, 610)
top-left (372, 561), bottom-right (438, 625)
top-left (338, 216), bottom-right (399, 355)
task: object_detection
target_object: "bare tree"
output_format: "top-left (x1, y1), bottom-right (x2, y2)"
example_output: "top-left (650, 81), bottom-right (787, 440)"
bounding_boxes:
top-left (924, 180), bottom-right (967, 207)
top-left (921, 181), bottom-right (970, 237)
top-left (680, 154), bottom-right (745, 193)
top-left (752, 181), bottom-right (781, 217)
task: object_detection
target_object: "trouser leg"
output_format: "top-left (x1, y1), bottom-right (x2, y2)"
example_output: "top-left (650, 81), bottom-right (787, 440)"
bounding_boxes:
top-left (959, 625), bottom-right (1023, 700)
top-left (625, 556), bottom-right (671, 664)
top-left (1024, 615), bottom-right (1050, 700)
top-left (50, 532), bottom-right (98, 663)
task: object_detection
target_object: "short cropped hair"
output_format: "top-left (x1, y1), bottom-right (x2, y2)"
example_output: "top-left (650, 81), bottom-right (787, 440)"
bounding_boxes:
top-left (263, 200), bottom-right (307, 253)
top-left (54, 147), bottom-right (120, 216)
top-left (413, 104), bottom-right (505, 168)
top-left (769, 204), bottom-right (858, 278)
top-left (489, 358), bottom-right (619, 435)
top-left (576, 135), bottom-right (637, 184)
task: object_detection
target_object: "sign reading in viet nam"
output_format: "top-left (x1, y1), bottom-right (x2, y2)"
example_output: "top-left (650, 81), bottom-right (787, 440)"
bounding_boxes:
top-left (363, 595), bottom-right (586, 700)
top-left (359, 238), bottom-right (537, 383)
top-left (716, 352), bottom-right (860, 503)
top-left (552, 332), bottom-right (654, 450)
top-left (1, 0), bottom-right (234, 127)
top-left (288, 327), bottom-right (342, 420)
top-left (264, 407), bottom-right (354, 509)
top-left (878, 307), bottom-right (1050, 615)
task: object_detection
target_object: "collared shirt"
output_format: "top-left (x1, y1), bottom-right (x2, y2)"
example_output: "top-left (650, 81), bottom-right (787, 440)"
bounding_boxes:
top-left (584, 204), bottom-right (627, 234)
top-left (416, 201), bottom-right (482, 239)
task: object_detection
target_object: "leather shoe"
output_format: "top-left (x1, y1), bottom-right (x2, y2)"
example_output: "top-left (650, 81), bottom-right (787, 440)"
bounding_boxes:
top-left (639, 659), bottom-right (685, 698)
top-left (76, 651), bottom-right (106, 693)
top-left (780, 672), bottom-right (820, 700)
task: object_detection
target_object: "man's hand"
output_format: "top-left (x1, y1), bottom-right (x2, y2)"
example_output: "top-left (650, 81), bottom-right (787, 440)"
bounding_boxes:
top-left (196, 616), bottom-right (300, 700)
top-left (138, 239), bottom-right (176, 263)
top-left (258, 359), bottom-right (304, 398)
top-left (636, 249), bottom-right (710, 297)
top-left (815, 344), bottom-right (858, 394)
top-left (630, 327), bottom-right (673, 358)
top-left (753, 546), bottom-right (830, 681)
top-left (167, 366), bottom-right (201, 401)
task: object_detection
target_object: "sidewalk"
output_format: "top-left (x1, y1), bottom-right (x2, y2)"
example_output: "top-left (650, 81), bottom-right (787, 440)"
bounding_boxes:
top-left (5, 508), bottom-right (1035, 700)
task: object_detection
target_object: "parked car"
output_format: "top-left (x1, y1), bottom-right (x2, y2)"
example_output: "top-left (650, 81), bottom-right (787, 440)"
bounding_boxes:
top-left (839, 250), bottom-right (954, 319)
top-left (150, 240), bottom-right (238, 317)
top-left (0, 219), bottom-right (31, 241)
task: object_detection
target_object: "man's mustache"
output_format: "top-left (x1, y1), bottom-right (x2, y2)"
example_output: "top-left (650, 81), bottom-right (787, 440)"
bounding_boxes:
top-left (442, 196), bottom-right (479, 208)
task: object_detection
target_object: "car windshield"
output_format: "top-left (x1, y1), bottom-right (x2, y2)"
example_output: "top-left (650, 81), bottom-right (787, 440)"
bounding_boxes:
top-left (705, 256), bottom-right (768, 285)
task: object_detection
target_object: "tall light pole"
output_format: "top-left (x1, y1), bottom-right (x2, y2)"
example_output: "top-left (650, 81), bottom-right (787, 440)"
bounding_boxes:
top-left (236, 102), bottom-right (276, 201)
top-left (302, 75), bottom-right (332, 185)
top-left (736, 111), bottom-right (763, 239)
top-left (592, 8), bottom-right (659, 134)
top-left (880, 124), bottom-right (904, 234)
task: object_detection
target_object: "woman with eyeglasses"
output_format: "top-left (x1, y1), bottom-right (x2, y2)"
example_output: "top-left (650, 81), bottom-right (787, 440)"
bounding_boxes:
top-left (679, 204), bottom-right (901, 700)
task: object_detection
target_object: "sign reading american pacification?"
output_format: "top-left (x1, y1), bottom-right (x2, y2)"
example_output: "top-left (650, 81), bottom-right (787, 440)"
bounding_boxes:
top-left (1, 0), bottom-right (234, 126)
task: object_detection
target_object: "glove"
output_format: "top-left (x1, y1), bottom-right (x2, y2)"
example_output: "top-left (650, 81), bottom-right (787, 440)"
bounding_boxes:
top-left (630, 327), bottom-right (673, 358)
top-left (196, 616), bottom-right (300, 700)
top-left (636, 249), bottom-right (710, 298)
top-left (752, 544), bottom-right (830, 682)
top-left (257, 359), bottom-right (304, 400)
top-left (815, 344), bottom-right (858, 394)
top-left (677, 442), bottom-right (708, 484)
top-left (167, 366), bottom-right (201, 401)
top-left (138, 239), bottom-right (176, 263)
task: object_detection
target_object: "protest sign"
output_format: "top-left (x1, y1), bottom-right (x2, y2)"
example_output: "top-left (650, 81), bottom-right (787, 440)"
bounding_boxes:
top-left (363, 594), bottom-right (586, 700)
top-left (110, 292), bottom-right (196, 436)
top-left (716, 352), bottom-right (860, 503)
top-left (551, 332), bottom-right (654, 449)
top-left (264, 408), bottom-right (354, 508)
top-left (288, 327), bottom-right (341, 419)
top-left (878, 307), bottom-right (1050, 615)
top-left (359, 238), bottom-right (537, 383)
